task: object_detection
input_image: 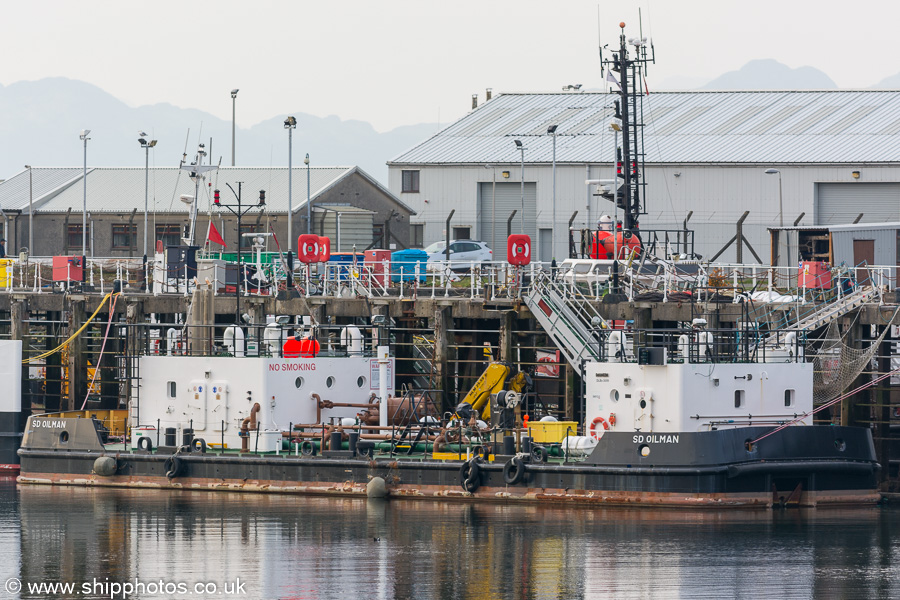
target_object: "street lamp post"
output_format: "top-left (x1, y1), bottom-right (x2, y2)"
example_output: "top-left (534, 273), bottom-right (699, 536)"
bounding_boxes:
top-left (139, 135), bottom-right (158, 258)
top-left (547, 125), bottom-right (558, 261)
top-left (304, 153), bottom-right (311, 235)
top-left (231, 89), bottom-right (239, 166)
top-left (25, 165), bottom-right (32, 254)
top-left (214, 183), bottom-right (266, 324)
top-left (284, 117), bottom-right (297, 252)
top-left (484, 164), bottom-right (496, 255)
top-left (79, 130), bottom-right (91, 256)
top-left (765, 168), bottom-right (783, 227)
top-left (514, 140), bottom-right (526, 234)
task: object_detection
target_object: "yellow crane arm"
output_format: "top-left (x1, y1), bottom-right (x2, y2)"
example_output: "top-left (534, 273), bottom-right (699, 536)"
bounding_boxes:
top-left (464, 362), bottom-right (511, 418)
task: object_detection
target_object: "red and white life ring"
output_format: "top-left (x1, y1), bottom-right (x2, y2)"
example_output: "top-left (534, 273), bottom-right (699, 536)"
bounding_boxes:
top-left (589, 416), bottom-right (610, 440)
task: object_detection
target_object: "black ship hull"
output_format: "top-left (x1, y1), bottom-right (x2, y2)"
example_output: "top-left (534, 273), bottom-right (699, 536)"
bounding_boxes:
top-left (17, 423), bottom-right (880, 508)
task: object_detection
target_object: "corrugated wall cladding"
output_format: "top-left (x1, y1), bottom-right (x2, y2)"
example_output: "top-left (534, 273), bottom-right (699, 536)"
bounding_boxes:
top-left (389, 90), bottom-right (900, 166)
top-left (831, 228), bottom-right (898, 268)
top-left (316, 211), bottom-right (373, 253)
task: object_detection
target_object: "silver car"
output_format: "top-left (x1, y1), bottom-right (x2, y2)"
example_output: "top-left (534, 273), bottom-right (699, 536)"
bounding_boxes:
top-left (425, 240), bottom-right (493, 271)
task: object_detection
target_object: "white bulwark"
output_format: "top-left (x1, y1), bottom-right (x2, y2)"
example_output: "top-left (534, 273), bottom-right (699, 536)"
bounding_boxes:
top-left (584, 360), bottom-right (813, 435)
top-left (389, 90), bottom-right (900, 263)
top-left (134, 355), bottom-right (395, 450)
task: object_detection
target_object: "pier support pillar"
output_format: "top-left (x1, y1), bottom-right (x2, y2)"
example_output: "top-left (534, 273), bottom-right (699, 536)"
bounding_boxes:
top-left (433, 305), bottom-right (453, 413)
top-left (67, 299), bottom-right (87, 412)
top-left (842, 317), bottom-right (867, 427)
top-left (878, 329), bottom-right (891, 485)
top-left (633, 307), bottom-right (652, 331)
top-left (10, 297), bottom-right (29, 411)
top-left (564, 362), bottom-right (576, 421)
top-left (498, 311), bottom-right (515, 363)
top-left (10, 297), bottom-right (27, 343)
top-left (188, 282), bottom-right (215, 355)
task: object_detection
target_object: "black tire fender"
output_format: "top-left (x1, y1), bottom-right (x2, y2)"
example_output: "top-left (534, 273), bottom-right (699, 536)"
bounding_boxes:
top-left (503, 456), bottom-right (526, 485)
top-left (164, 455), bottom-right (183, 479)
top-left (459, 459), bottom-right (481, 493)
top-left (531, 445), bottom-right (548, 464)
top-left (192, 438), bottom-right (207, 454)
top-left (137, 436), bottom-right (153, 452)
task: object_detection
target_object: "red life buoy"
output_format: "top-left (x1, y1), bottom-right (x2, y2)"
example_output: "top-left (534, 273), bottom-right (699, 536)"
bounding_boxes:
top-left (589, 416), bottom-right (610, 440)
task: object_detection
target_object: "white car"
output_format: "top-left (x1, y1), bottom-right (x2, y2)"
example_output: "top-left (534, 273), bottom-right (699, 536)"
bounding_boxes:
top-left (425, 240), bottom-right (493, 271)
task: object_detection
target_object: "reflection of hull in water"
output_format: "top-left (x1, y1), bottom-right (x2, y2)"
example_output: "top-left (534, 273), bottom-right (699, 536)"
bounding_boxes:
top-left (18, 421), bottom-right (880, 508)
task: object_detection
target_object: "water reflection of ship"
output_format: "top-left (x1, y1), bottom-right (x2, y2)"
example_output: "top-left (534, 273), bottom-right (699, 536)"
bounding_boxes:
top-left (13, 486), bottom-right (892, 599)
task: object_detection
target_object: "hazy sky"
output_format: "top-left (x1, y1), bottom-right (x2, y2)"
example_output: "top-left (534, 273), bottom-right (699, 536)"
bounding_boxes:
top-left (2, 0), bottom-right (898, 132)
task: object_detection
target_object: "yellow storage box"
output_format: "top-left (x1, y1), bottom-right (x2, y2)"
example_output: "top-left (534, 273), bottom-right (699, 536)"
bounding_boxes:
top-left (0, 259), bottom-right (12, 288)
top-left (527, 421), bottom-right (578, 444)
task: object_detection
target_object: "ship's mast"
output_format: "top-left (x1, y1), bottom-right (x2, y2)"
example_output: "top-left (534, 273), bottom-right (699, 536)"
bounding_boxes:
top-left (604, 22), bottom-right (654, 233)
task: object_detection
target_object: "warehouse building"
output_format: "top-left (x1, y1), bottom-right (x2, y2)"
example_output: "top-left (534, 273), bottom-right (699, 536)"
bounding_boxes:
top-left (0, 166), bottom-right (413, 257)
top-left (388, 90), bottom-right (900, 264)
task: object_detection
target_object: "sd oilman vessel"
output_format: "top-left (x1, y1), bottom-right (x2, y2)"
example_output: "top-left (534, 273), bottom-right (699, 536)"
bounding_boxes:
top-left (16, 23), bottom-right (880, 507)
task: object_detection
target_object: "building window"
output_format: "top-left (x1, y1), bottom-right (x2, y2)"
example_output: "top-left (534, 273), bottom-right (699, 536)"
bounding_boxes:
top-left (156, 224), bottom-right (183, 249)
top-left (239, 223), bottom-right (261, 249)
top-left (452, 227), bottom-right (471, 240)
top-left (112, 224), bottom-right (137, 250)
top-left (734, 390), bottom-right (745, 409)
top-left (372, 223), bottom-right (384, 247)
top-left (784, 389), bottom-right (795, 407)
top-left (410, 224), bottom-right (424, 248)
top-left (401, 170), bottom-right (420, 193)
top-left (66, 224), bottom-right (90, 251)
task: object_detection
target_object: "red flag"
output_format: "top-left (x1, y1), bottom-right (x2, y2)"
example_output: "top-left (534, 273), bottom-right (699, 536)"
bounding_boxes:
top-left (207, 221), bottom-right (227, 247)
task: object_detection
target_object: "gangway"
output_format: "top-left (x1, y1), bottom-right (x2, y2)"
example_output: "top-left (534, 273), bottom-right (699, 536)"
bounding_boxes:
top-left (765, 285), bottom-right (877, 346)
top-left (524, 272), bottom-right (607, 375)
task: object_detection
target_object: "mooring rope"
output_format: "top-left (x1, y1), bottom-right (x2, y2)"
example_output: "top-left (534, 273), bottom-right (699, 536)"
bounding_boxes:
top-left (23, 292), bottom-right (113, 364)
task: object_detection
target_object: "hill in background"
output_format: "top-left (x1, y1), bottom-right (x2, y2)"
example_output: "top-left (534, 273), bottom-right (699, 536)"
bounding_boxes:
top-left (3, 60), bottom-right (898, 184)
top-left (0, 78), bottom-right (439, 185)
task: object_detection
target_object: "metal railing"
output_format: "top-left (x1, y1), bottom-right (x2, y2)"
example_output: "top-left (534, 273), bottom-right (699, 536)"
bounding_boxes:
top-left (0, 256), bottom-right (895, 311)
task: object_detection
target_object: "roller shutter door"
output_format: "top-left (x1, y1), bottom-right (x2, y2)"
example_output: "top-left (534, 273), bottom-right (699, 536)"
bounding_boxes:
top-left (478, 182), bottom-right (536, 252)
top-left (815, 183), bottom-right (900, 225)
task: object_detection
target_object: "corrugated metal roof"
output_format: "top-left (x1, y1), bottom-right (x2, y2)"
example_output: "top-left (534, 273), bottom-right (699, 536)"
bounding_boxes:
top-left (389, 90), bottom-right (900, 165)
top-left (0, 168), bottom-right (87, 211)
top-left (0, 166), bottom-right (412, 215)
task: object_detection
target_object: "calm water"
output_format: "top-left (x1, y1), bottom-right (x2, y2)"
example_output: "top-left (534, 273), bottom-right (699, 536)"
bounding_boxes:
top-left (1, 479), bottom-right (899, 599)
